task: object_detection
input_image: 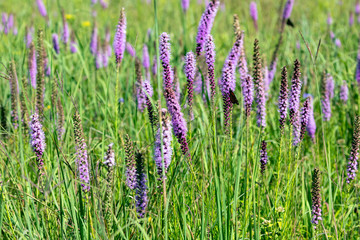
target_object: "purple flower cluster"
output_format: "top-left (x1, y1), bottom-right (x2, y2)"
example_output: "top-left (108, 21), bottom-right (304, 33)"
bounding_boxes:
top-left (159, 32), bottom-right (173, 90)
top-left (143, 44), bottom-right (150, 79)
top-left (195, 0), bottom-right (220, 56)
top-left (311, 168), bottom-right (322, 229)
top-left (306, 95), bottom-right (316, 141)
top-left (125, 134), bottom-right (136, 190)
top-left (164, 87), bottom-right (190, 158)
top-left (52, 33), bottom-right (60, 54)
top-left (62, 12), bottom-right (70, 45)
top-left (36, 0), bottom-right (47, 17)
top-left (321, 73), bottom-right (331, 121)
top-left (70, 31), bottom-right (78, 53)
top-left (135, 151), bottom-right (148, 218)
top-left (182, 0), bottom-right (190, 13)
top-left (154, 109), bottom-right (173, 180)
top-left (339, 81), bottom-right (348, 103)
top-left (249, 2), bottom-right (258, 31)
top-left (90, 23), bottom-right (98, 55)
top-left (113, 8), bottom-right (127, 66)
top-left (103, 143), bottom-right (115, 167)
top-left (282, 0), bottom-right (294, 20)
top-left (260, 140), bottom-right (268, 174)
top-left (242, 75), bottom-right (253, 119)
top-left (253, 39), bottom-right (266, 128)
top-left (205, 35), bottom-right (216, 102)
top-left (300, 97), bottom-right (311, 141)
top-left (29, 42), bottom-right (37, 89)
top-left (125, 42), bottom-right (136, 57)
top-left (278, 66), bottom-right (288, 132)
top-left (29, 113), bottom-right (46, 172)
top-left (268, 58), bottom-right (277, 84)
top-left (288, 60), bottom-right (301, 145)
top-left (347, 115), bottom-right (360, 183)
top-left (25, 26), bottom-right (35, 48)
top-left (356, 40), bottom-right (360, 87)
top-left (184, 51), bottom-right (196, 119)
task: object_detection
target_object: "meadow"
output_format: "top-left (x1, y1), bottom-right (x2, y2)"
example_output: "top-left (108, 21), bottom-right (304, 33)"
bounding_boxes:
top-left (0, 0), bottom-right (359, 239)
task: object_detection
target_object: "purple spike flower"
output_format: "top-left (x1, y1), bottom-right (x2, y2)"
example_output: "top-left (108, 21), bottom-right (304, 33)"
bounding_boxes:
top-left (103, 143), bottom-right (115, 167)
top-left (95, 42), bottom-right (102, 69)
top-left (253, 39), bottom-right (266, 128)
top-left (327, 13), bottom-right (332, 25)
top-left (29, 113), bottom-right (46, 173)
top-left (311, 168), bottom-right (322, 229)
top-left (184, 51), bottom-right (196, 120)
top-left (205, 34), bottom-right (216, 102)
top-left (113, 8), bottom-right (126, 67)
top-left (28, 42), bottom-right (37, 89)
top-left (249, 1), bottom-right (258, 31)
top-left (124, 135), bottom-right (136, 190)
top-left (260, 140), bottom-right (268, 174)
top-left (278, 66), bottom-right (288, 132)
top-left (135, 151), bottom-right (148, 218)
top-left (289, 59), bottom-right (302, 145)
top-left (330, 31), bottom-right (335, 39)
top-left (143, 44), bottom-right (150, 70)
top-left (356, 40), bottom-right (360, 87)
top-left (195, 0), bottom-right (220, 56)
top-left (164, 87), bottom-right (190, 158)
top-left (307, 96), bottom-right (316, 141)
top-left (25, 27), bottom-right (34, 48)
top-left (152, 55), bottom-right (157, 76)
top-left (182, 0), bottom-right (189, 13)
top-left (154, 109), bottom-right (173, 180)
top-left (321, 73), bottom-right (331, 121)
top-left (263, 66), bottom-right (269, 93)
top-left (62, 13), bottom-right (70, 45)
top-left (340, 81), bottom-right (348, 103)
top-left (350, 11), bottom-right (354, 26)
top-left (125, 42), bottom-right (136, 57)
top-left (300, 97), bottom-right (311, 141)
top-left (7, 14), bottom-right (14, 32)
top-left (347, 115), bottom-right (360, 183)
top-left (99, 0), bottom-right (109, 9)
top-left (90, 23), bottom-right (98, 55)
top-left (70, 31), bottom-right (77, 53)
top-left (159, 32), bottom-right (173, 89)
top-left (268, 58), bottom-right (277, 84)
top-left (2, 13), bottom-right (8, 35)
top-left (52, 34), bottom-right (60, 54)
top-left (356, 0), bottom-right (360, 15)
top-left (173, 67), bottom-right (181, 103)
top-left (335, 39), bottom-right (341, 48)
top-left (282, 0), bottom-right (294, 21)
top-left (242, 75), bottom-right (253, 119)
top-left (36, 0), bottom-right (47, 17)
top-left (326, 74), bottom-right (334, 99)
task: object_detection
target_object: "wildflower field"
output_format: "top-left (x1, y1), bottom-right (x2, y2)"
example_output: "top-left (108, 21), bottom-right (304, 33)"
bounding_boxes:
top-left (1, 0), bottom-right (360, 238)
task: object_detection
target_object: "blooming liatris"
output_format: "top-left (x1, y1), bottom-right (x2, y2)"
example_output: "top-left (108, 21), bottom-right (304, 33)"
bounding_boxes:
top-left (288, 59), bottom-right (302, 145)
top-left (335, 39), bottom-right (341, 48)
top-left (300, 97), bottom-right (310, 141)
top-left (25, 26), bottom-right (34, 48)
top-left (36, 0), bottom-right (47, 17)
top-left (36, 29), bottom-right (45, 117)
top-left (282, 0), bottom-right (294, 21)
top-left (73, 111), bottom-right (91, 193)
top-left (326, 74), bottom-right (334, 99)
top-left (124, 134), bottom-right (136, 190)
top-left (253, 39), bottom-right (266, 128)
top-left (278, 66), bottom-right (288, 133)
top-left (125, 42), bottom-right (136, 57)
top-left (311, 168), bottom-right (322, 229)
top-left (159, 32), bottom-right (173, 89)
top-left (339, 81), bottom-right (348, 104)
top-left (350, 11), bottom-right (354, 26)
top-left (61, 11), bottom-right (70, 45)
top-left (164, 87), bottom-right (190, 158)
top-left (90, 23), bottom-right (98, 55)
top-left (28, 42), bottom-right (37, 89)
top-left (142, 44), bottom-right (150, 79)
top-left (182, 0), bottom-right (189, 13)
top-left (327, 13), bottom-right (332, 25)
top-left (70, 31), bottom-right (77, 53)
top-left (152, 55), bottom-right (157, 76)
top-left (205, 35), bottom-right (216, 102)
top-left (195, 0), bottom-right (220, 56)
top-left (249, 1), bottom-right (258, 31)
top-left (103, 143), bottom-right (115, 167)
top-left (184, 51), bottom-right (196, 120)
top-left (113, 8), bottom-right (126, 67)
top-left (52, 33), bottom-right (60, 54)
top-left (356, 39), bottom-right (360, 87)
top-left (135, 150), bottom-right (148, 218)
top-left (242, 75), bottom-right (253, 119)
top-left (307, 96), bottom-right (316, 142)
top-left (154, 109), bottom-right (173, 180)
top-left (347, 115), bottom-right (360, 183)
top-left (321, 72), bottom-right (331, 121)
top-left (103, 142), bottom-right (115, 233)
top-left (173, 67), bottom-right (181, 103)
top-left (260, 140), bottom-right (268, 174)
top-left (136, 58), bottom-right (153, 111)
top-left (29, 113), bottom-right (46, 174)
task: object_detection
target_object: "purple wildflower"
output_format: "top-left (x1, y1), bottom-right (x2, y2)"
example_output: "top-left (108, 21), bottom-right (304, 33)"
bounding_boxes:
top-left (242, 75), bottom-right (253, 119)
top-left (330, 31), bottom-right (335, 39)
top-left (2, 13), bottom-right (8, 35)
top-left (152, 55), bottom-right (157, 76)
top-left (350, 11), bottom-right (354, 26)
top-left (311, 168), bottom-right (322, 229)
top-left (159, 32), bottom-right (173, 89)
top-left (61, 12), bottom-right (70, 45)
top-left (260, 140), bottom-right (268, 174)
top-left (253, 39), bottom-right (266, 128)
top-left (327, 13), bottom-right (333, 25)
top-left (184, 51), bottom-right (196, 120)
top-left (52, 33), bottom-right (60, 54)
top-left (135, 151), bottom-right (148, 218)
top-left (249, 1), bottom-right (258, 31)
top-left (125, 42), bottom-right (136, 57)
top-left (173, 67), bottom-right (181, 103)
top-left (278, 66), bottom-right (288, 132)
top-left (73, 112), bottom-right (90, 193)
top-left (29, 42), bottom-right (37, 89)
top-left (335, 39), bottom-right (341, 48)
top-left (143, 44), bottom-right (150, 70)
top-left (282, 0), bottom-right (294, 20)
top-left (36, 0), bottom-right (47, 17)
top-left (125, 134), bottom-right (136, 190)
top-left (164, 87), bottom-right (190, 158)
top-left (263, 66), bottom-right (270, 93)
top-left (195, 0), bottom-right (220, 56)
top-left (307, 96), bottom-right (316, 141)
top-left (70, 31), bottom-right (77, 53)
top-left (296, 41), bottom-right (300, 49)
top-left (356, 0), bottom-right (360, 15)
top-left (300, 97), bottom-right (311, 141)
top-left (182, 0), bottom-right (189, 13)
top-left (25, 27), bottom-right (34, 48)
top-left (95, 41), bottom-right (102, 69)
top-left (113, 8), bottom-right (126, 66)
top-left (340, 81), bottom-right (348, 103)
top-left (326, 74), bottom-right (334, 99)
top-left (289, 59), bottom-right (302, 145)
top-left (347, 115), bottom-right (360, 183)
top-left (29, 113), bottom-right (46, 173)
top-left (103, 143), bottom-right (115, 167)
top-left (356, 39), bottom-right (360, 87)
top-left (205, 35), bottom-right (216, 102)
top-left (321, 73), bottom-right (331, 121)
top-left (268, 58), bottom-right (277, 84)
top-left (154, 109), bottom-right (173, 180)
top-left (90, 23), bottom-right (98, 55)
top-left (100, 0), bottom-right (109, 8)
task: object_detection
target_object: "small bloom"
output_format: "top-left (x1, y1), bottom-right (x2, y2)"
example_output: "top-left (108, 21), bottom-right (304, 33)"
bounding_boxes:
top-left (335, 38), bottom-right (341, 48)
top-left (249, 1), bottom-right (258, 31)
top-left (70, 31), bottom-right (77, 53)
top-left (289, 59), bottom-right (302, 145)
top-left (29, 113), bottom-right (46, 172)
top-left (306, 96), bottom-right (316, 141)
top-left (125, 42), bottom-right (136, 57)
top-left (182, 0), bottom-right (189, 13)
top-left (356, 39), bottom-right (360, 87)
top-left (61, 11), bottom-right (70, 45)
top-left (142, 44), bottom-right (150, 70)
top-left (184, 51), bottom-right (196, 119)
top-left (340, 81), bottom-right (348, 103)
top-left (159, 32), bottom-right (173, 89)
top-left (347, 115), bottom-right (360, 183)
top-left (321, 72), bottom-right (331, 121)
top-left (260, 140), bottom-right (268, 174)
top-left (205, 35), bottom-right (216, 102)
top-left (103, 143), bottom-right (115, 167)
top-left (124, 134), bottom-right (136, 189)
top-left (195, 0), bottom-right (220, 55)
top-left (242, 75), bottom-right (253, 119)
top-left (300, 97), bottom-right (311, 141)
top-left (28, 42), bottom-right (37, 89)
top-left (350, 11), bottom-right (354, 26)
top-left (282, 0), bottom-right (294, 20)
top-left (327, 13), bottom-right (332, 25)
top-left (135, 151), bottom-right (148, 218)
top-left (99, 0), bottom-right (109, 8)
top-left (326, 74), bottom-right (334, 99)
top-left (253, 39), bottom-right (266, 128)
top-left (36, 0), bottom-right (47, 17)
top-left (278, 66), bottom-right (288, 132)
top-left (113, 8), bottom-right (126, 66)
top-left (52, 33), bottom-right (60, 54)
top-left (90, 23), bottom-right (98, 55)
top-left (311, 168), bottom-right (322, 229)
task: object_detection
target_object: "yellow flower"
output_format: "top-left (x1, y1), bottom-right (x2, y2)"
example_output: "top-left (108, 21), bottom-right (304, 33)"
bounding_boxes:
top-left (81, 21), bottom-right (91, 27)
top-left (65, 14), bottom-right (74, 20)
top-left (148, 217), bottom-right (152, 222)
top-left (47, 105), bottom-right (51, 110)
